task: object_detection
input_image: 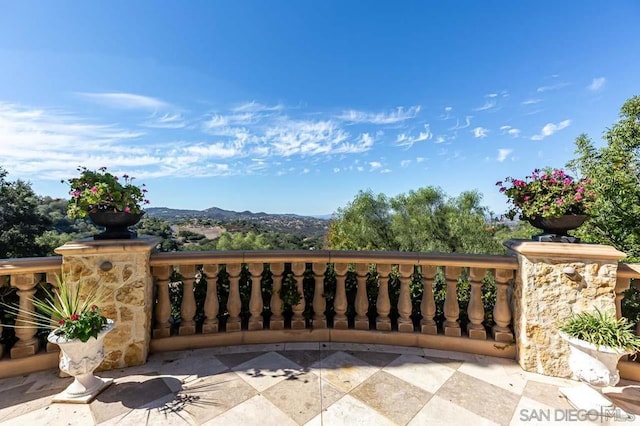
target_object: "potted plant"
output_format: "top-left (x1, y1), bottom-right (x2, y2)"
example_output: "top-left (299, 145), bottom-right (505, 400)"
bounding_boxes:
top-left (64, 166), bottom-right (149, 239)
top-left (2, 275), bottom-right (114, 402)
top-left (496, 168), bottom-right (596, 242)
top-left (559, 309), bottom-right (640, 387)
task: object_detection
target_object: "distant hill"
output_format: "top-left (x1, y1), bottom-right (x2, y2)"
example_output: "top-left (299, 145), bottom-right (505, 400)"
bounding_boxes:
top-left (146, 206), bottom-right (330, 237)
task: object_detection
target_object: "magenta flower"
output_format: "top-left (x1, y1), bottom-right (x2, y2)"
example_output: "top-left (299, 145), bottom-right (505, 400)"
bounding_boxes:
top-left (90, 186), bottom-right (98, 193)
top-left (556, 199), bottom-right (564, 204)
top-left (124, 206), bottom-right (131, 213)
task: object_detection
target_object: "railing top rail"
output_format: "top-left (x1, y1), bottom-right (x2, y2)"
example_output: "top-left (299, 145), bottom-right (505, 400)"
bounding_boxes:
top-left (618, 263), bottom-right (640, 279)
top-left (0, 256), bottom-right (62, 275)
top-left (149, 250), bottom-right (518, 270)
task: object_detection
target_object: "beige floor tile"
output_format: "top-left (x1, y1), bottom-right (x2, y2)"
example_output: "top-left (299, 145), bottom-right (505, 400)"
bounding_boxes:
top-left (458, 356), bottom-right (528, 394)
top-left (383, 353), bottom-right (456, 393)
top-left (350, 370), bottom-right (432, 425)
top-left (2, 402), bottom-right (94, 426)
top-left (202, 395), bottom-right (297, 426)
top-left (98, 393), bottom-right (192, 425)
top-left (232, 351), bottom-right (305, 392)
top-left (422, 348), bottom-right (478, 362)
top-left (408, 395), bottom-right (499, 426)
top-left (510, 396), bottom-right (601, 426)
top-left (262, 370), bottom-right (344, 425)
top-left (522, 379), bottom-right (574, 410)
top-left (304, 394), bottom-right (396, 426)
top-left (435, 371), bottom-right (520, 425)
top-left (309, 351), bottom-right (379, 393)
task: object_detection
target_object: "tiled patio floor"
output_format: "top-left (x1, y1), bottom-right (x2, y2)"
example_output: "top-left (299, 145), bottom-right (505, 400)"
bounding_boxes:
top-left (1, 343), bottom-right (640, 425)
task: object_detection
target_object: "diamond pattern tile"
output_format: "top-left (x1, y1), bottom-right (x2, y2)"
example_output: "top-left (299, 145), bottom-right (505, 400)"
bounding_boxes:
top-left (0, 343), bottom-right (625, 426)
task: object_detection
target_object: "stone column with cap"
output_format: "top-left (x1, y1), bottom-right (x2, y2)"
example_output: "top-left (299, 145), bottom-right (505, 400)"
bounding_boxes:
top-left (55, 236), bottom-right (160, 370)
top-left (505, 239), bottom-right (626, 378)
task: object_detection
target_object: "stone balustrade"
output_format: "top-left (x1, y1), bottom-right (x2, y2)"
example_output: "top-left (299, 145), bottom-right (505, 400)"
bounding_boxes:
top-left (2, 239), bottom-right (640, 382)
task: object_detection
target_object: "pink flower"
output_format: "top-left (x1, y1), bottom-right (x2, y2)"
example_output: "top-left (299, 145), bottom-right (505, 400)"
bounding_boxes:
top-left (70, 313), bottom-right (79, 321)
top-left (556, 199), bottom-right (564, 204)
top-left (574, 194), bottom-right (583, 201)
top-left (124, 206), bottom-right (131, 213)
top-left (90, 186), bottom-right (98, 193)
top-left (576, 186), bottom-right (585, 193)
top-left (523, 196), bottom-right (531, 201)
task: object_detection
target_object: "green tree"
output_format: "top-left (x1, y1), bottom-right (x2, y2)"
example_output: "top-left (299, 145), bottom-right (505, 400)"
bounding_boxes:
top-left (216, 231), bottom-right (270, 250)
top-left (568, 96), bottom-right (640, 260)
top-left (0, 167), bottom-right (52, 258)
top-left (328, 187), bottom-right (504, 254)
top-left (137, 216), bottom-right (180, 251)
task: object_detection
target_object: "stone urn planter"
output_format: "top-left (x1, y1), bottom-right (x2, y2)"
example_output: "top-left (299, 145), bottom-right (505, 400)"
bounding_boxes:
top-left (560, 331), bottom-right (630, 387)
top-left (526, 214), bottom-right (588, 243)
top-left (89, 212), bottom-right (144, 240)
top-left (47, 319), bottom-right (115, 403)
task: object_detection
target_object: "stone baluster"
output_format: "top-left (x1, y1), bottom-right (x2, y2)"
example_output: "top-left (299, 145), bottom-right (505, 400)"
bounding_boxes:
top-left (354, 263), bottom-right (370, 330)
top-left (312, 262), bottom-right (327, 329)
top-left (397, 264), bottom-right (414, 332)
top-left (467, 268), bottom-right (487, 339)
top-left (420, 265), bottom-right (438, 334)
top-left (248, 263), bottom-right (265, 331)
top-left (202, 264), bottom-right (220, 334)
top-left (333, 263), bottom-right (349, 329)
top-left (226, 263), bottom-right (242, 332)
top-left (615, 276), bottom-right (630, 321)
top-left (443, 266), bottom-right (462, 337)
top-left (179, 265), bottom-right (197, 335)
top-left (375, 264), bottom-right (392, 331)
top-left (153, 265), bottom-right (172, 338)
top-left (45, 271), bottom-right (61, 352)
top-left (269, 263), bottom-right (285, 330)
top-left (10, 273), bottom-right (40, 358)
top-left (493, 269), bottom-right (514, 342)
top-left (290, 262), bottom-right (306, 329)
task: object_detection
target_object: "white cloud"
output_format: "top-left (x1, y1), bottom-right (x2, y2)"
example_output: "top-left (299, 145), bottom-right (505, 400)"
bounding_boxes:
top-left (142, 113), bottom-right (186, 129)
top-left (302, 168), bottom-right (310, 174)
top-left (368, 161), bottom-right (382, 170)
top-left (449, 116), bottom-right (472, 130)
top-left (522, 98), bottom-right (542, 105)
top-left (472, 127), bottom-right (489, 138)
top-left (536, 82), bottom-right (570, 92)
top-left (435, 136), bottom-right (446, 144)
top-left (396, 124), bottom-right (432, 147)
top-left (416, 157), bottom-right (425, 163)
top-left (587, 77), bottom-right (606, 91)
top-left (400, 160), bottom-right (411, 168)
top-left (76, 92), bottom-right (170, 110)
top-left (474, 99), bottom-right (496, 111)
top-left (445, 106), bottom-right (453, 112)
top-left (333, 167), bottom-right (340, 173)
top-left (497, 149), bottom-right (513, 162)
top-left (380, 168), bottom-right (392, 174)
top-left (356, 166), bottom-right (364, 172)
top-left (232, 101), bottom-right (283, 112)
top-left (531, 119), bottom-right (571, 140)
top-left (338, 105), bottom-right (421, 124)
top-left (500, 125), bottom-right (521, 137)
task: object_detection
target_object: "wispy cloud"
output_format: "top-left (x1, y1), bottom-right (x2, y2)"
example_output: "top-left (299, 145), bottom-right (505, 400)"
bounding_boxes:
top-left (232, 101), bottom-right (284, 113)
top-left (587, 77), bottom-right (606, 91)
top-left (400, 160), bottom-right (411, 168)
top-left (449, 116), bottom-right (472, 130)
top-left (531, 119), bottom-right (571, 140)
top-left (497, 148), bottom-right (513, 162)
top-left (499, 125), bottom-right (521, 137)
top-left (396, 124), bottom-right (432, 147)
top-left (142, 113), bottom-right (186, 129)
top-left (521, 98), bottom-right (542, 105)
top-left (473, 97), bottom-right (497, 112)
top-left (472, 127), bottom-right (489, 138)
top-left (536, 82), bottom-right (570, 93)
top-left (338, 105), bottom-right (421, 124)
top-left (368, 161), bottom-right (382, 170)
top-left (76, 92), bottom-right (171, 110)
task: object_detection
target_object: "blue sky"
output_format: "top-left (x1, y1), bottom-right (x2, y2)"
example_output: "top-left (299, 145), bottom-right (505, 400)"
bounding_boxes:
top-left (1, 1), bottom-right (639, 216)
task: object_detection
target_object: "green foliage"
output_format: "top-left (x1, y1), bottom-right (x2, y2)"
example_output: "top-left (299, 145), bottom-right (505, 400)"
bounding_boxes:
top-left (497, 168), bottom-right (595, 219)
top-left (279, 273), bottom-right (301, 308)
top-left (1, 275), bottom-right (109, 342)
top-left (567, 96), bottom-right (640, 260)
top-left (328, 187), bottom-right (504, 254)
top-left (559, 309), bottom-right (640, 352)
top-left (137, 216), bottom-right (181, 252)
top-left (0, 166), bottom-right (52, 258)
top-left (64, 166), bottom-right (149, 219)
top-left (216, 231), bottom-right (271, 250)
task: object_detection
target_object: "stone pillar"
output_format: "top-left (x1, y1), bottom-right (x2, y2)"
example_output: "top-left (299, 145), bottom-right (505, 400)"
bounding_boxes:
top-left (55, 236), bottom-right (160, 370)
top-left (505, 240), bottom-right (625, 378)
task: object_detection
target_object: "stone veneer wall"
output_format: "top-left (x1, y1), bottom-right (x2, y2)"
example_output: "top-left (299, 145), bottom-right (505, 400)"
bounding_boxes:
top-left (55, 236), bottom-right (160, 370)
top-left (505, 240), bottom-right (626, 378)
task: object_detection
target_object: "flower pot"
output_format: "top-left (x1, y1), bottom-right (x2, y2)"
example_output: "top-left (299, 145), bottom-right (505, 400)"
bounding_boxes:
top-left (526, 214), bottom-right (588, 243)
top-left (47, 319), bottom-right (114, 403)
top-left (559, 331), bottom-right (630, 387)
top-left (89, 212), bottom-right (144, 240)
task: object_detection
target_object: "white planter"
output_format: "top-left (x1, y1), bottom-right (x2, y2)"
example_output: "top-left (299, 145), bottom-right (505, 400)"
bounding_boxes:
top-left (560, 331), bottom-right (631, 387)
top-left (47, 319), bottom-right (115, 403)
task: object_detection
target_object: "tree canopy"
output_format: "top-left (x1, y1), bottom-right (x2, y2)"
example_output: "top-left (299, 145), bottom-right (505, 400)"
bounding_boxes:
top-left (568, 95), bottom-right (640, 260)
top-left (0, 167), bottom-right (52, 258)
top-left (327, 187), bottom-right (505, 254)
